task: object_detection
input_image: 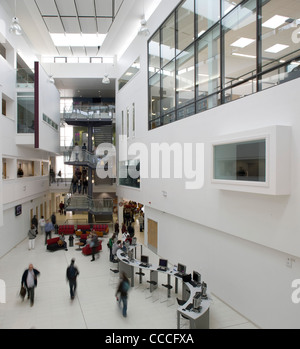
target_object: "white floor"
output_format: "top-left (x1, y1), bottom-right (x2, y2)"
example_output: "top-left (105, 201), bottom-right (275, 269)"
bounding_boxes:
top-left (0, 214), bottom-right (258, 330)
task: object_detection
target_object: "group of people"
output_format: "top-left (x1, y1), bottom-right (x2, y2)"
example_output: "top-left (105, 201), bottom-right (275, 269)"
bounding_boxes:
top-left (24, 215), bottom-right (131, 317)
top-left (71, 167), bottom-right (88, 195)
top-left (21, 257), bottom-right (130, 317)
top-left (29, 214), bottom-right (56, 250)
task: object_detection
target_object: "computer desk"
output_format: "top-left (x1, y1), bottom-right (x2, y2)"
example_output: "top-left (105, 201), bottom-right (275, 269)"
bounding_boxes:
top-left (116, 248), bottom-right (211, 329)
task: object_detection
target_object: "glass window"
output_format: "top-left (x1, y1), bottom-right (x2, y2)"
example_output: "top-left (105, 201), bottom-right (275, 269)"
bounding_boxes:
top-left (149, 31), bottom-right (160, 78)
top-left (161, 13), bottom-right (176, 67)
top-left (261, 0), bottom-right (300, 72)
top-left (119, 160), bottom-right (140, 188)
top-left (161, 60), bottom-right (176, 115)
top-left (223, 0), bottom-right (257, 93)
top-left (177, 44), bottom-right (195, 107)
top-left (196, 25), bottom-right (220, 99)
top-left (17, 92), bottom-right (34, 134)
top-left (196, 0), bottom-right (220, 37)
top-left (177, 0), bottom-right (195, 51)
top-left (222, 0), bottom-right (243, 16)
top-left (214, 139), bottom-right (266, 182)
top-left (119, 57), bottom-right (140, 90)
top-left (149, 73), bottom-right (161, 121)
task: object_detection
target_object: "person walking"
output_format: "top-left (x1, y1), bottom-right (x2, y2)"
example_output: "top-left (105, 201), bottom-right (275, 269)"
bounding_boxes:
top-left (31, 215), bottom-right (38, 235)
top-left (66, 259), bottom-right (79, 300)
top-left (90, 233), bottom-right (99, 261)
top-left (39, 216), bottom-right (45, 236)
top-left (115, 272), bottom-right (130, 317)
top-left (28, 225), bottom-right (37, 250)
top-left (21, 264), bottom-right (40, 306)
top-left (44, 219), bottom-right (54, 244)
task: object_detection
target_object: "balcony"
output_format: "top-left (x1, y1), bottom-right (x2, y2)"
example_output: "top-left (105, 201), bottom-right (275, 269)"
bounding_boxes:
top-left (63, 105), bottom-right (115, 126)
top-left (64, 196), bottom-right (113, 216)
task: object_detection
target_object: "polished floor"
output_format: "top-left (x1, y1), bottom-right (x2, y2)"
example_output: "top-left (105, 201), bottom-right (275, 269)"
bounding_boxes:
top-left (0, 213), bottom-right (258, 329)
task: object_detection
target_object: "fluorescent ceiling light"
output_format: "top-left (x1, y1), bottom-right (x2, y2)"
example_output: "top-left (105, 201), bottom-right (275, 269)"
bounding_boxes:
top-left (262, 15), bottom-right (289, 29)
top-left (50, 33), bottom-right (106, 47)
top-left (231, 37), bottom-right (255, 48)
top-left (265, 44), bottom-right (289, 53)
top-left (232, 53), bottom-right (256, 59)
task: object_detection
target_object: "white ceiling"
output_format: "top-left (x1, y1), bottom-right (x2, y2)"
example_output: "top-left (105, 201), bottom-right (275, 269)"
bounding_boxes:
top-left (2, 0), bottom-right (159, 99)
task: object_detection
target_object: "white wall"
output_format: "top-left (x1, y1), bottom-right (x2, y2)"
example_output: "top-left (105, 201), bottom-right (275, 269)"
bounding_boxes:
top-left (115, 0), bottom-right (300, 329)
top-left (38, 63), bottom-right (60, 154)
top-left (144, 206), bottom-right (300, 329)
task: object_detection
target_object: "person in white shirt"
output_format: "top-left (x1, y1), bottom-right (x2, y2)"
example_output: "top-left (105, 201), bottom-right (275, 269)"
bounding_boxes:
top-left (39, 216), bottom-right (46, 235)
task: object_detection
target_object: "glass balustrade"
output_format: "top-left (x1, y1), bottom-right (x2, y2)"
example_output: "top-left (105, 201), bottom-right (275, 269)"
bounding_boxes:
top-left (64, 105), bottom-right (115, 121)
top-left (65, 196), bottom-right (113, 214)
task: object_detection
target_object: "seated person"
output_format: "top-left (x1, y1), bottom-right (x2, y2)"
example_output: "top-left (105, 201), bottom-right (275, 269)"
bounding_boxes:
top-left (47, 235), bottom-right (67, 252)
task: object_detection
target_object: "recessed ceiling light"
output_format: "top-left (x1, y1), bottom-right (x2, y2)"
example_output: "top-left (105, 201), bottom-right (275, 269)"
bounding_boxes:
top-left (262, 15), bottom-right (289, 29)
top-left (265, 44), bottom-right (289, 53)
top-left (231, 37), bottom-right (255, 48)
top-left (232, 53), bottom-right (256, 59)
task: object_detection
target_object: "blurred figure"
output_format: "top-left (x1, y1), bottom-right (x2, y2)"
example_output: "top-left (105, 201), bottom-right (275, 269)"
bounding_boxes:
top-left (21, 264), bottom-right (40, 306)
top-left (90, 232), bottom-right (99, 262)
top-left (44, 219), bottom-right (54, 244)
top-left (115, 272), bottom-right (130, 317)
top-left (28, 224), bottom-right (37, 250)
top-left (31, 215), bottom-right (38, 235)
top-left (66, 259), bottom-right (79, 300)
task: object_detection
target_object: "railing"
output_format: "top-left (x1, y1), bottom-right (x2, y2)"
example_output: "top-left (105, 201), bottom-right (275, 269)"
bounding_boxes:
top-left (65, 196), bottom-right (113, 215)
top-left (16, 68), bottom-right (35, 87)
top-left (63, 105), bottom-right (115, 121)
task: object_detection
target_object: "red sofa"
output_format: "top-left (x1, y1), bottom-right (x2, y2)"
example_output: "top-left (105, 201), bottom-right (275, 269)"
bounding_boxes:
top-left (46, 237), bottom-right (67, 252)
top-left (77, 225), bottom-right (91, 233)
top-left (58, 225), bottom-right (75, 235)
top-left (93, 224), bottom-right (109, 235)
top-left (82, 240), bottom-right (102, 256)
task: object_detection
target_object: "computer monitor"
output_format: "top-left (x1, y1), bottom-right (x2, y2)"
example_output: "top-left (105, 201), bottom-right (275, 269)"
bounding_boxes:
top-left (193, 271), bottom-right (201, 284)
top-left (141, 255), bottom-right (149, 265)
top-left (159, 258), bottom-right (168, 269)
top-left (177, 263), bottom-right (186, 274)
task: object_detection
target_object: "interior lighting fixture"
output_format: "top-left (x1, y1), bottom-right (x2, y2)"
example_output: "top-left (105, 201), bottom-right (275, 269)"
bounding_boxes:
top-left (262, 15), bottom-right (289, 29)
top-left (139, 18), bottom-right (150, 37)
top-left (9, 17), bottom-right (22, 35)
top-left (9, 0), bottom-right (22, 35)
top-left (232, 53), bottom-right (256, 59)
top-left (231, 37), bottom-right (255, 48)
top-left (265, 44), bottom-right (289, 54)
top-left (102, 74), bottom-right (110, 84)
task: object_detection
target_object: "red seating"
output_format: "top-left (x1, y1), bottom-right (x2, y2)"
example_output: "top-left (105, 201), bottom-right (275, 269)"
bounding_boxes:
top-left (47, 237), bottom-right (60, 245)
top-left (58, 225), bottom-right (75, 235)
top-left (77, 225), bottom-right (91, 233)
top-left (82, 240), bottom-right (102, 256)
top-left (93, 224), bottom-right (109, 235)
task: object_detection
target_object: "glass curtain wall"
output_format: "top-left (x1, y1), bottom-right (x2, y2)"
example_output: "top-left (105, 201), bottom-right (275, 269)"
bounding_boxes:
top-left (148, 0), bottom-right (300, 130)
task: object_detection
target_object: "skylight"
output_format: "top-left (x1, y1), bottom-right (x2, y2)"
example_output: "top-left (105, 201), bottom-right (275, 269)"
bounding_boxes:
top-left (50, 33), bottom-right (106, 47)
